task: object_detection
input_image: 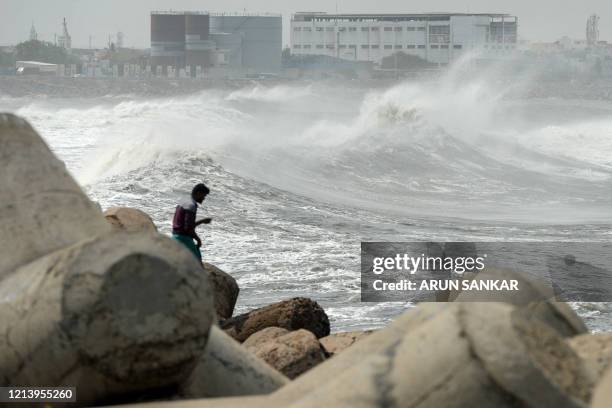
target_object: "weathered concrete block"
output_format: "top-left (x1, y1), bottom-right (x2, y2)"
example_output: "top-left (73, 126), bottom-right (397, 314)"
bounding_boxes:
top-left (568, 333), bottom-right (612, 381)
top-left (0, 232), bottom-right (214, 405)
top-left (272, 303), bottom-right (447, 404)
top-left (221, 297), bottom-right (330, 342)
top-left (592, 366), bottom-right (612, 408)
top-left (0, 113), bottom-right (110, 278)
top-left (453, 268), bottom-right (588, 337)
top-left (104, 207), bottom-right (157, 233)
top-left (281, 303), bottom-right (593, 408)
top-left (181, 325), bottom-right (289, 398)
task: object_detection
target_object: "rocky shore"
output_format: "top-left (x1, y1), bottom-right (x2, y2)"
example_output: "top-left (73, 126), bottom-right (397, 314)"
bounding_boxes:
top-left (1, 112), bottom-right (611, 407)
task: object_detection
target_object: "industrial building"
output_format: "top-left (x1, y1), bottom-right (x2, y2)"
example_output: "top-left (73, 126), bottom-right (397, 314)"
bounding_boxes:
top-left (151, 11), bottom-right (282, 76)
top-left (290, 12), bottom-right (518, 66)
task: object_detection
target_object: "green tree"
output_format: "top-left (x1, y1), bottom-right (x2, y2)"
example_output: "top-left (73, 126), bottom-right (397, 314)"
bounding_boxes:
top-left (14, 40), bottom-right (79, 65)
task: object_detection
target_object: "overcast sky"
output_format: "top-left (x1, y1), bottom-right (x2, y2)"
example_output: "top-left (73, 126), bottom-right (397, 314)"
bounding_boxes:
top-left (1, 0), bottom-right (611, 48)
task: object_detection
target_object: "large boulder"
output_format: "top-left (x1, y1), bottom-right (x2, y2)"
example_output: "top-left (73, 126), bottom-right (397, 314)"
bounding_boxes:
top-left (203, 263), bottom-right (239, 320)
top-left (320, 331), bottom-right (374, 356)
top-left (243, 327), bottom-right (290, 348)
top-left (244, 328), bottom-right (327, 379)
top-left (285, 303), bottom-right (594, 408)
top-left (568, 333), bottom-right (612, 380)
top-left (0, 113), bottom-right (110, 279)
top-left (104, 207), bottom-right (158, 233)
top-left (221, 298), bottom-right (330, 342)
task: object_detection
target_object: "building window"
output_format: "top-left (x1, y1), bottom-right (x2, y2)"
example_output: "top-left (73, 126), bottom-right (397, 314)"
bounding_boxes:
top-left (430, 44), bottom-right (439, 49)
top-left (406, 44), bottom-right (416, 49)
top-left (361, 27), bottom-right (369, 31)
top-left (394, 27), bottom-right (402, 32)
top-left (453, 44), bottom-right (463, 49)
top-left (384, 44), bottom-right (392, 49)
top-left (303, 27), bottom-right (312, 32)
top-left (429, 25), bottom-right (450, 44)
top-left (371, 27), bottom-right (379, 31)
top-left (349, 27), bottom-right (357, 32)
top-left (339, 27), bottom-right (346, 32)
top-left (384, 27), bottom-right (393, 32)
top-left (348, 45), bottom-right (357, 49)
top-left (316, 27), bottom-right (324, 32)
top-left (361, 44), bottom-right (369, 49)
top-left (294, 44), bottom-right (302, 49)
top-left (326, 27), bottom-right (334, 32)
top-left (316, 44), bottom-right (324, 49)
top-left (441, 44), bottom-right (449, 49)
top-left (339, 44), bottom-right (347, 48)
top-left (371, 44), bottom-right (379, 49)
top-left (417, 44), bottom-right (425, 49)
top-left (395, 45), bottom-right (403, 49)
top-left (304, 44), bottom-right (311, 49)
top-left (294, 27), bottom-right (301, 32)
top-left (326, 44), bottom-right (334, 49)
top-left (406, 27), bottom-right (416, 31)
top-left (417, 27), bottom-right (425, 31)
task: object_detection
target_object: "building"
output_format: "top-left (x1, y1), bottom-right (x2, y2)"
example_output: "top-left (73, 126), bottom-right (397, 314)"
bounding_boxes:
top-left (150, 11), bottom-right (282, 76)
top-left (210, 13), bottom-right (282, 73)
top-left (290, 12), bottom-right (518, 66)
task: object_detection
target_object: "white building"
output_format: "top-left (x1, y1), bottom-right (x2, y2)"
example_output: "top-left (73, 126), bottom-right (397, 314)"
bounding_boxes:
top-left (290, 12), bottom-right (518, 65)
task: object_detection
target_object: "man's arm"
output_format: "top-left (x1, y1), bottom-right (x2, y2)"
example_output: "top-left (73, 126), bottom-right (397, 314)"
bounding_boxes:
top-left (196, 218), bottom-right (212, 226)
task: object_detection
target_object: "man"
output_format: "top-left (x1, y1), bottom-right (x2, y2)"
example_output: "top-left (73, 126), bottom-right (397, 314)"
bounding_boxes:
top-left (172, 183), bottom-right (212, 261)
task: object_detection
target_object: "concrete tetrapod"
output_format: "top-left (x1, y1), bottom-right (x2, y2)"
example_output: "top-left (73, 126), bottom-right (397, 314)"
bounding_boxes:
top-left (272, 303), bottom-right (447, 404)
top-left (285, 303), bottom-right (593, 408)
top-left (591, 366), bottom-right (612, 408)
top-left (453, 268), bottom-right (588, 337)
top-left (0, 113), bottom-right (110, 279)
top-left (0, 232), bottom-right (215, 406)
top-left (181, 325), bottom-right (290, 398)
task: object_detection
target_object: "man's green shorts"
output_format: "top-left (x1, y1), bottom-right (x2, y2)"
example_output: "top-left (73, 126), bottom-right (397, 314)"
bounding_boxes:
top-left (172, 234), bottom-right (202, 261)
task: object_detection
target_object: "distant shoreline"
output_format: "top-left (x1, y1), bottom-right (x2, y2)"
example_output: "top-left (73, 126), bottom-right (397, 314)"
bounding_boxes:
top-left (1, 75), bottom-right (612, 101)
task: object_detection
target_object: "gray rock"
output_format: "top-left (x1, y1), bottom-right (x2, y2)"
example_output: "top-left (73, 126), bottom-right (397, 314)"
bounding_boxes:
top-left (320, 331), bottom-right (374, 356)
top-left (203, 263), bottom-right (239, 320)
top-left (245, 329), bottom-right (326, 379)
top-left (221, 297), bottom-right (330, 342)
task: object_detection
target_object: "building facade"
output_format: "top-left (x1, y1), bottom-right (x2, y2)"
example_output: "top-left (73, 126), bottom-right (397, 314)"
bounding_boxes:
top-left (210, 13), bottom-right (282, 73)
top-left (151, 11), bottom-right (281, 76)
top-left (290, 13), bottom-right (518, 65)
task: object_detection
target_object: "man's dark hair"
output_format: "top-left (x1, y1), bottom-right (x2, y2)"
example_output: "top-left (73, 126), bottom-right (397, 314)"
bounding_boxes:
top-left (192, 183), bottom-right (210, 196)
